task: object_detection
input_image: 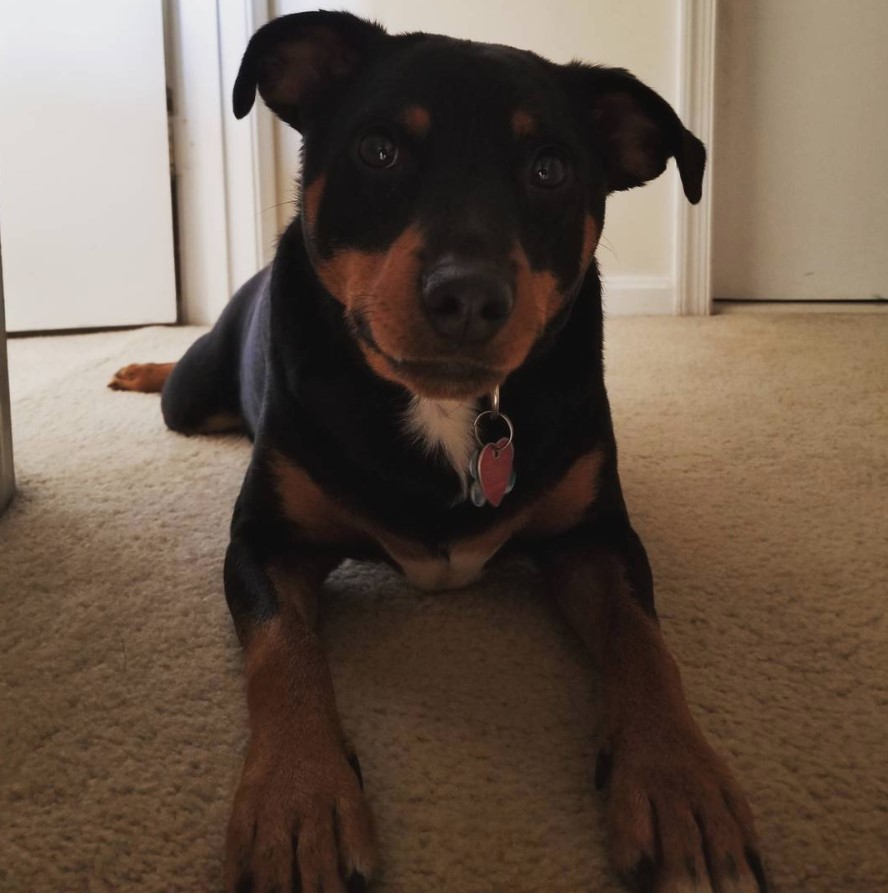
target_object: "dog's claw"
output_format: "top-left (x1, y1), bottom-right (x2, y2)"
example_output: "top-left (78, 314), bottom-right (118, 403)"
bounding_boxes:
top-left (346, 750), bottom-right (364, 791)
top-left (595, 747), bottom-right (613, 790)
top-left (347, 871), bottom-right (368, 892)
top-left (746, 846), bottom-right (770, 892)
top-left (234, 873), bottom-right (253, 893)
top-left (624, 854), bottom-right (657, 893)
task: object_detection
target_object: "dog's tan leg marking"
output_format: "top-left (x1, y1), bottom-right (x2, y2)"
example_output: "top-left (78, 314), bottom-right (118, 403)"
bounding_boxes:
top-left (524, 449), bottom-right (606, 537)
top-left (107, 361), bottom-right (175, 393)
top-left (225, 561), bottom-right (376, 893)
top-left (549, 544), bottom-right (766, 893)
top-left (270, 452), bottom-right (363, 545)
top-left (191, 411), bottom-right (243, 434)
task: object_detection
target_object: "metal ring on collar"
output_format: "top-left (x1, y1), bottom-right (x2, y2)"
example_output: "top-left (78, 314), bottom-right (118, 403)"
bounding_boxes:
top-left (490, 385), bottom-right (501, 419)
top-left (473, 408), bottom-right (514, 450)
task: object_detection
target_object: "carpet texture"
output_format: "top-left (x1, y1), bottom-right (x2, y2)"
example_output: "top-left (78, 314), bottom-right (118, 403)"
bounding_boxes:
top-left (1, 315), bottom-right (886, 893)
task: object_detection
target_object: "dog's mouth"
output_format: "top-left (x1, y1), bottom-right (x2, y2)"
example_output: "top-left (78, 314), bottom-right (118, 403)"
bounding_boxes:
top-left (388, 357), bottom-right (502, 397)
top-left (349, 310), bottom-right (504, 398)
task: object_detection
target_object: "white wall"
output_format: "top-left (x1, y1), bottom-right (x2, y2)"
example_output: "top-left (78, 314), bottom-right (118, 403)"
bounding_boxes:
top-left (273, 0), bottom-right (689, 312)
top-left (713, 0), bottom-right (888, 301)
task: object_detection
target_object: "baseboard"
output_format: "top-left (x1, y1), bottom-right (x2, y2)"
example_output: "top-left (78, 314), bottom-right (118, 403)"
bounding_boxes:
top-left (716, 300), bottom-right (888, 314)
top-left (602, 275), bottom-right (676, 315)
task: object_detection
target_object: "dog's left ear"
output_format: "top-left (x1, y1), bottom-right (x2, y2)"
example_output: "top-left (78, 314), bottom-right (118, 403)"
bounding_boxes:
top-left (233, 11), bottom-right (388, 131)
top-left (560, 63), bottom-right (706, 204)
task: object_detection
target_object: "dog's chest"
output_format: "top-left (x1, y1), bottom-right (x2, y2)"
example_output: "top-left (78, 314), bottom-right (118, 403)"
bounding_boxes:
top-left (273, 399), bottom-right (604, 592)
top-left (379, 398), bottom-right (512, 589)
top-left (273, 440), bottom-right (604, 593)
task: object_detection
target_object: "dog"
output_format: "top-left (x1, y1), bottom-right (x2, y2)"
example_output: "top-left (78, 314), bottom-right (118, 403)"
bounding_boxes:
top-left (110, 12), bottom-right (767, 893)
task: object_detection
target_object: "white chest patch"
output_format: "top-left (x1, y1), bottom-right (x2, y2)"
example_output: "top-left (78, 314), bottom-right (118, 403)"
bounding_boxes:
top-left (402, 396), bottom-right (477, 484)
top-left (396, 397), bottom-right (494, 589)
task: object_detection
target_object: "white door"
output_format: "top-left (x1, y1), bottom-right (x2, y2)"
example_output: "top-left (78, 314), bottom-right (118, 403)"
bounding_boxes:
top-left (0, 0), bottom-right (176, 332)
top-left (713, 0), bottom-right (888, 302)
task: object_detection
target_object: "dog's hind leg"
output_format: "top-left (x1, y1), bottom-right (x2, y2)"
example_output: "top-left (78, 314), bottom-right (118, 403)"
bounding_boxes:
top-left (109, 267), bottom-right (270, 436)
top-left (109, 346), bottom-right (242, 435)
top-left (109, 330), bottom-right (242, 435)
top-left (156, 327), bottom-right (244, 435)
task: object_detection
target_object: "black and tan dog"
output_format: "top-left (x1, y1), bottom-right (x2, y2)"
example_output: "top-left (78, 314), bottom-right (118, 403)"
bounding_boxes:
top-left (111, 12), bottom-right (766, 893)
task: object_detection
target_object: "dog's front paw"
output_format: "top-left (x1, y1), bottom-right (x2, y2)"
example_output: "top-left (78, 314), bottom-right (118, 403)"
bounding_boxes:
top-left (597, 721), bottom-right (767, 893)
top-left (225, 735), bottom-right (375, 893)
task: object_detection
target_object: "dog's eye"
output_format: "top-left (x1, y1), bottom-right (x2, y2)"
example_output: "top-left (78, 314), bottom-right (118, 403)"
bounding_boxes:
top-left (530, 150), bottom-right (568, 189)
top-left (358, 132), bottom-right (399, 169)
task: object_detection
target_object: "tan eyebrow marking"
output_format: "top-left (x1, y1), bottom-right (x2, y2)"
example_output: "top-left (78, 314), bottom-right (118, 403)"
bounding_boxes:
top-left (402, 104), bottom-right (431, 137)
top-left (511, 109), bottom-right (537, 137)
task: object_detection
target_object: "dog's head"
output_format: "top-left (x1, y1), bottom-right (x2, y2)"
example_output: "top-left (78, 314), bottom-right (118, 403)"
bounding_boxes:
top-left (235, 12), bottom-right (705, 399)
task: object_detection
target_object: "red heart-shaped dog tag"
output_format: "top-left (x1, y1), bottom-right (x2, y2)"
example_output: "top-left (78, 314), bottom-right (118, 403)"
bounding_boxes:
top-left (477, 437), bottom-right (514, 507)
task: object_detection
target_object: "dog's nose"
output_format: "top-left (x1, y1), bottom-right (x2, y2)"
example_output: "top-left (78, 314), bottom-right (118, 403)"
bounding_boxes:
top-left (421, 262), bottom-right (514, 344)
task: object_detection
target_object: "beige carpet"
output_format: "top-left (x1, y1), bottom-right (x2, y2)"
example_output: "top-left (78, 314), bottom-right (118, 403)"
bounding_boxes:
top-left (1, 315), bottom-right (886, 893)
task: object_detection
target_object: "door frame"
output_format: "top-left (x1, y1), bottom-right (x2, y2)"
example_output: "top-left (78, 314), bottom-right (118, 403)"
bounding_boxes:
top-left (165, 0), bottom-right (276, 325)
top-left (0, 243), bottom-right (15, 514)
top-left (169, 0), bottom-right (717, 322)
top-left (676, 0), bottom-right (717, 315)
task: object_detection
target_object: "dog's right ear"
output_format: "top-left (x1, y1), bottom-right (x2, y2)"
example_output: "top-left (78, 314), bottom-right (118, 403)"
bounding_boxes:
top-left (233, 12), bottom-right (387, 131)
